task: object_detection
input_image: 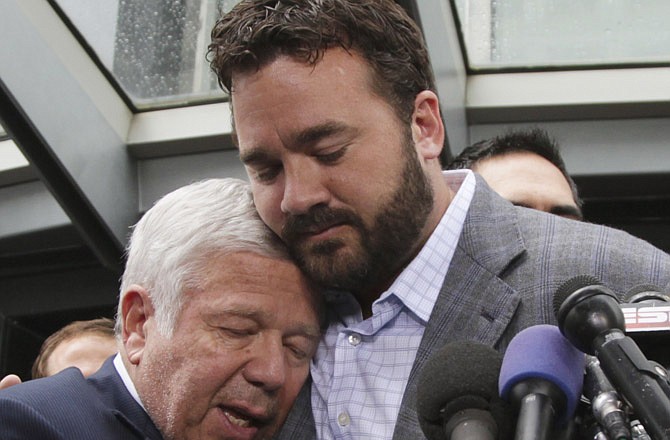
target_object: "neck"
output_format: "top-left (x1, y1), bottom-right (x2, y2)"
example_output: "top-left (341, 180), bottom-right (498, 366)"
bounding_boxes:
top-left (357, 177), bottom-right (455, 320)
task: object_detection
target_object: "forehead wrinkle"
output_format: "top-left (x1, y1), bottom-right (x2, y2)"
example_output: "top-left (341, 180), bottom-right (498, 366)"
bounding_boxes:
top-left (204, 307), bottom-right (267, 329)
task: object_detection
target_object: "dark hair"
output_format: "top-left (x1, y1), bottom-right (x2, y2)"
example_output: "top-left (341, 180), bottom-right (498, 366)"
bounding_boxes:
top-left (31, 318), bottom-right (116, 379)
top-left (208, 0), bottom-right (435, 124)
top-left (447, 128), bottom-right (583, 209)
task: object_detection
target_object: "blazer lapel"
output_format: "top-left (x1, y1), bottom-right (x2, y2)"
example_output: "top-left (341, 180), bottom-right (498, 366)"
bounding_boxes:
top-left (91, 358), bottom-right (164, 440)
top-left (112, 409), bottom-right (163, 440)
top-left (392, 175), bottom-right (525, 440)
top-left (272, 378), bottom-right (316, 439)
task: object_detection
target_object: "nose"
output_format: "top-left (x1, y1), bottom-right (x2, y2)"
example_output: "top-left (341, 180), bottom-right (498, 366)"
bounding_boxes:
top-left (243, 336), bottom-right (286, 392)
top-left (280, 161), bottom-right (330, 215)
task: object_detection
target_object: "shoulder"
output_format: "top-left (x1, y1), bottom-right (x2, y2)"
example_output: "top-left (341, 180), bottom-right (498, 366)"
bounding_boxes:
top-left (0, 367), bottom-right (89, 403)
top-left (520, 207), bottom-right (666, 258)
top-left (514, 207), bottom-right (670, 294)
top-left (0, 367), bottom-right (95, 409)
top-left (466, 178), bottom-right (670, 292)
top-left (0, 369), bottom-right (90, 437)
top-left (0, 367), bottom-right (115, 437)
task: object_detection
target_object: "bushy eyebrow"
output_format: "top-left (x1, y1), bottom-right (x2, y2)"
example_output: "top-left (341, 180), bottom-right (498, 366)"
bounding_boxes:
top-left (239, 148), bottom-right (273, 167)
top-left (292, 121), bottom-right (352, 148)
top-left (550, 204), bottom-right (583, 220)
top-left (239, 121), bottom-right (356, 166)
top-left (210, 308), bottom-right (322, 340)
top-left (286, 324), bottom-right (322, 342)
top-left (511, 201), bottom-right (583, 220)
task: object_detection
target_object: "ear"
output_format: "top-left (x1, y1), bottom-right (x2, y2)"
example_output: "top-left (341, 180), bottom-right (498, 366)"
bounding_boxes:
top-left (120, 285), bottom-right (154, 365)
top-left (411, 90), bottom-right (445, 162)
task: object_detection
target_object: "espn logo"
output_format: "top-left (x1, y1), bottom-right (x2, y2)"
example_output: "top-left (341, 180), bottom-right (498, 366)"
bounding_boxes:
top-left (622, 302), bottom-right (670, 332)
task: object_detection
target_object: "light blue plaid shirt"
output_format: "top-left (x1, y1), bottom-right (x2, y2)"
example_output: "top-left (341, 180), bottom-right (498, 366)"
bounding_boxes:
top-left (311, 170), bottom-right (477, 439)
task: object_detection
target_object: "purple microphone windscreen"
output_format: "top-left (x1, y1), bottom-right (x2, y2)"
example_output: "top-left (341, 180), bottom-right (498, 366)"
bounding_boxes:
top-left (498, 324), bottom-right (585, 423)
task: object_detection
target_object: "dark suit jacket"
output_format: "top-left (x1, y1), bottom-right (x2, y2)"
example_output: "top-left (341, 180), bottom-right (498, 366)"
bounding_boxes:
top-left (275, 175), bottom-right (670, 439)
top-left (0, 357), bottom-right (163, 440)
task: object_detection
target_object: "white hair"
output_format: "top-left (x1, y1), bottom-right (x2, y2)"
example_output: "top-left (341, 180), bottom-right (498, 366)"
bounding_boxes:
top-left (117, 178), bottom-right (290, 337)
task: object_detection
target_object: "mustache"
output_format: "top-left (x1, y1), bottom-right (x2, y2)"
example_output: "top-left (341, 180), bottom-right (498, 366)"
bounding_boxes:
top-left (282, 206), bottom-right (361, 241)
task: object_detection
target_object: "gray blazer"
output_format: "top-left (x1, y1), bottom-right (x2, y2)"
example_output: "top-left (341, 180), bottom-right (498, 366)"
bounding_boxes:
top-left (275, 175), bottom-right (670, 440)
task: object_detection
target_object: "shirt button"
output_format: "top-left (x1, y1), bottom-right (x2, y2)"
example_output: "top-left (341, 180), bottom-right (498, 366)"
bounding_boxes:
top-left (347, 333), bottom-right (361, 346)
top-left (338, 412), bottom-right (351, 427)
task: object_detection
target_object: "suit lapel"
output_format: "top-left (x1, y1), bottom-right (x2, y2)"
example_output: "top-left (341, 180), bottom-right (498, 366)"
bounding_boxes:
top-left (272, 378), bottom-right (315, 439)
top-left (392, 175), bottom-right (524, 440)
top-left (91, 357), bottom-right (164, 440)
top-left (276, 176), bottom-right (528, 440)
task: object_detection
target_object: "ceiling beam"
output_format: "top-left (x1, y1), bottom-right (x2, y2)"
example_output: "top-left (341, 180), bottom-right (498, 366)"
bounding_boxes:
top-left (0, 0), bottom-right (138, 272)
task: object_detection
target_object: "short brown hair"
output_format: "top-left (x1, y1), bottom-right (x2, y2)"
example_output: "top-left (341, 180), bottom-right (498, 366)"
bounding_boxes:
top-left (208, 0), bottom-right (435, 125)
top-left (31, 318), bottom-right (116, 379)
top-left (447, 128), bottom-right (583, 213)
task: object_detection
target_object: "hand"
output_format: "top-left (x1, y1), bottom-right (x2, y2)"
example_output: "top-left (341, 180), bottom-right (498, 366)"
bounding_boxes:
top-left (0, 374), bottom-right (22, 390)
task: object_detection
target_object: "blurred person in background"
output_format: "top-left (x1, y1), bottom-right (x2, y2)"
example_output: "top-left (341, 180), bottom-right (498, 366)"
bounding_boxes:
top-left (0, 317), bottom-right (117, 389)
top-left (448, 128), bottom-right (583, 220)
top-left (32, 317), bottom-right (117, 379)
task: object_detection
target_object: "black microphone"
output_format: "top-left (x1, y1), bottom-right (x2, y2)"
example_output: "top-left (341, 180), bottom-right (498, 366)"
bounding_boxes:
top-left (554, 275), bottom-right (670, 440)
top-left (622, 284), bottom-right (670, 369)
top-left (583, 355), bottom-right (631, 440)
top-left (417, 340), bottom-right (513, 440)
top-left (624, 284), bottom-right (670, 304)
top-left (498, 325), bottom-right (584, 440)
top-left (631, 420), bottom-right (653, 440)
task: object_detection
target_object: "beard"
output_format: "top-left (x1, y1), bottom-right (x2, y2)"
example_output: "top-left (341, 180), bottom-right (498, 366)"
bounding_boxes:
top-left (281, 132), bottom-right (434, 294)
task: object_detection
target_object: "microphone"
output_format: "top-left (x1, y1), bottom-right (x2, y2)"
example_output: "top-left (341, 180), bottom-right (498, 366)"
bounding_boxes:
top-left (498, 324), bottom-right (584, 440)
top-left (624, 284), bottom-right (670, 304)
top-left (554, 275), bottom-right (670, 440)
top-left (631, 420), bottom-right (653, 440)
top-left (583, 355), bottom-right (631, 440)
top-left (622, 284), bottom-right (670, 369)
top-left (417, 340), bottom-right (513, 440)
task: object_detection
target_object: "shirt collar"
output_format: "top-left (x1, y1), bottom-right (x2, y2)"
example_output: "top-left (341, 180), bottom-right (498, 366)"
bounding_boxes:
top-left (384, 169), bottom-right (476, 323)
top-left (113, 353), bottom-right (146, 410)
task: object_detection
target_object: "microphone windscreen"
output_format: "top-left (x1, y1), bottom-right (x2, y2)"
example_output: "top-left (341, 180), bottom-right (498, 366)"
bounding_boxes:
top-left (417, 340), bottom-right (505, 440)
top-left (622, 284), bottom-right (670, 368)
top-left (498, 325), bottom-right (585, 423)
top-left (624, 284), bottom-right (670, 303)
top-left (552, 274), bottom-right (601, 318)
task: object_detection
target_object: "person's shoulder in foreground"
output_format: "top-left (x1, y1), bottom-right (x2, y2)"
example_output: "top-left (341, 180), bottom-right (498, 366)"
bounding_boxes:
top-left (0, 358), bottom-right (158, 439)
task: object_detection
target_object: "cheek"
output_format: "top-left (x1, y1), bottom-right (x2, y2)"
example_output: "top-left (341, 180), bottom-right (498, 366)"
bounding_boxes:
top-left (142, 353), bottom-right (227, 431)
top-left (252, 187), bottom-right (284, 230)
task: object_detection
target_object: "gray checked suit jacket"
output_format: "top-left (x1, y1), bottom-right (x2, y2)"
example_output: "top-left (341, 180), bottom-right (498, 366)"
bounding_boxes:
top-left (274, 174), bottom-right (670, 440)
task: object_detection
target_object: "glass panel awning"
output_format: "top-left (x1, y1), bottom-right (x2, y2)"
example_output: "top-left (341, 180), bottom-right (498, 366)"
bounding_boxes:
top-left (453, 0), bottom-right (670, 71)
top-left (52, 0), bottom-right (240, 110)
